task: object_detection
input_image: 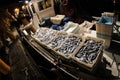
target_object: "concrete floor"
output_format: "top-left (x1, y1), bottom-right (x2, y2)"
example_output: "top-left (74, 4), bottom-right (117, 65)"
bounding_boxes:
top-left (103, 41), bottom-right (120, 79)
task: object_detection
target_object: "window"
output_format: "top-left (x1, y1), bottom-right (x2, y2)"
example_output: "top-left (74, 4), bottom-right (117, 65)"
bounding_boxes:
top-left (38, 0), bottom-right (52, 11)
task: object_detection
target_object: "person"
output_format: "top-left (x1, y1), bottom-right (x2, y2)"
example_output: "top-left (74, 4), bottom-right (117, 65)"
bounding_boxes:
top-left (0, 8), bottom-right (15, 75)
top-left (18, 12), bottom-right (36, 35)
top-left (0, 9), bottom-right (18, 47)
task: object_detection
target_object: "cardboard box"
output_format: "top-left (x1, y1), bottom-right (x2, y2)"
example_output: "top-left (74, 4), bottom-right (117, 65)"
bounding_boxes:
top-left (96, 16), bottom-right (113, 48)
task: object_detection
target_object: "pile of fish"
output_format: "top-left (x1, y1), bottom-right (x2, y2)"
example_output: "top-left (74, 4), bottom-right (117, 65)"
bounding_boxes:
top-left (41, 31), bottom-right (57, 43)
top-left (33, 28), bottom-right (50, 40)
top-left (56, 36), bottom-right (82, 56)
top-left (75, 39), bottom-right (103, 64)
top-left (48, 33), bottom-right (68, 48)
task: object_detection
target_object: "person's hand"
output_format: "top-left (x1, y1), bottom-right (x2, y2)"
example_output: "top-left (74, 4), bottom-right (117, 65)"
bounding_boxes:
top-left (19, 25), bottom-right (24, 30)
top-left (20, 27), bottom-right (24, 30)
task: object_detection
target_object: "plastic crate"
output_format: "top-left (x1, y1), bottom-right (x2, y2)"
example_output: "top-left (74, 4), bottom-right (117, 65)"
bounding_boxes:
top-left (47, 31), bottom-right (68, 49)
top-left (54, 33), bottom-right (84, 59)
top-left (71, 36), bottom-right (104, 71)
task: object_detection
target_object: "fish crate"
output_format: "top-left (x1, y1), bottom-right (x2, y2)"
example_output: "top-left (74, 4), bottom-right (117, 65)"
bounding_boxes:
top-left (32, 27), bottom-right (50, 40)
top-left (54, 33), bottom-right (85, 60)
top-left (47, 31), bottom-right (68, 50)
top-left (40, 29), bottom-right (58, 45)
top-left (71, 36), bottom-right (105, 71)
top-left (45, 31), bottom-right (69, 60)
top-left (32, 27), bottom-right (53, 48)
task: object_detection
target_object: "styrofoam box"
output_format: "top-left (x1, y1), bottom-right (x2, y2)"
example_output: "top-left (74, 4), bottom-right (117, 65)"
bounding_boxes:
top-left (79, 21), bottom-right (94, 33)
top-left (50, 15), bottom-right (65, 25)
top-left (63, 21), bottom-right (80, 34)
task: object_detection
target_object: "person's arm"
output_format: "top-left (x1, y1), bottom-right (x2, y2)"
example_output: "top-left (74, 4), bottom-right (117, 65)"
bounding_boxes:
top-left (6, 28), bottom-right (16, 40)
top-left (23, 22), bottom-right (33, 30)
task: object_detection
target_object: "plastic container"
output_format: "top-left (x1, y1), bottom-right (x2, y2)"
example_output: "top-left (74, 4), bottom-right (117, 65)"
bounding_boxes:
top-left (63, 21), bottom-right (79, 34)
